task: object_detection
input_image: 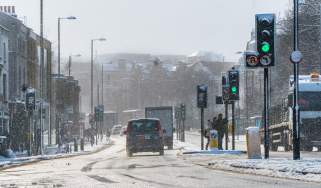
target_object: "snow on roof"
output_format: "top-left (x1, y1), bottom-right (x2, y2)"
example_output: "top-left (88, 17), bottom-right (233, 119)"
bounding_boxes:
top-left (289, 75), bottom-right (321, 92)
top-left (187, 51), bottom-right (223, 62)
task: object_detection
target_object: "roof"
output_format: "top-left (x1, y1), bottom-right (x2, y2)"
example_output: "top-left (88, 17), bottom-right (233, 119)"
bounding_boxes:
top-left (187, 51), bottom-right (224, 62)
top-left (289, 75), bottom-right (321, 92)
top-left (128, 118), bottom-right (160, 122)
top-left (122, 109), bottom-right (143, 113)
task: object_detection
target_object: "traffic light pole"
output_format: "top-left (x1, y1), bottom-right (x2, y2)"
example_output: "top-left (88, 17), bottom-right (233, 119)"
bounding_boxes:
top-left (264, 68), bottom-right (269, 159)
top-left (176, 116), bottom-right (179, 140)
top-left (231, 101), bottom-right (235, 150)
top-left (200, 107), bottom-right (204, 150)
top-left (292, 0), bottom-right (300, 160)
top-left (182, 118), bottom-right (185, 142)
top-left (29, 111), bottom-right (33, 156)
top-left (224, 102), bottom-right (228, 150)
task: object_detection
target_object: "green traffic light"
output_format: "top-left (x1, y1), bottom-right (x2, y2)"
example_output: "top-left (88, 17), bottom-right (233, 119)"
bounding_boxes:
top-left (231, 86), bottom-right (237, 94)
top-left (261, 42), bottom-right (270, 53)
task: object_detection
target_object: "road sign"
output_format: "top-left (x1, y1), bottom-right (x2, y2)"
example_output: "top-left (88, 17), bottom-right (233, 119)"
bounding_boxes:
top-left (290, 50), bottom-right (303, 64)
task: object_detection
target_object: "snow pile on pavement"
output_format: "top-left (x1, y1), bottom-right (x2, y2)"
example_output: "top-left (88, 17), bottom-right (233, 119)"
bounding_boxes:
top-left (208, 158), bottom-right (321, 182)
top-left (0, 137), bottom-right (112, 169)
top-left (174, 139), bottom-right (200, 151)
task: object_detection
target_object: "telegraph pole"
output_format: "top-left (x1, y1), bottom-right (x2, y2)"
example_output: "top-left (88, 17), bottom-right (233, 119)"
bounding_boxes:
top-left (197, 85), bottom-right (208, 150)
top-left (224, 103), bottom-right (228, 150)
top-left (263, 68), bottom-right (269, 159)
top-left (40, 0), bottom-right (44, 155)
top-left (96, 84), bottom-right (99, 144)
top-left (200, 107), bottom-right (204, 150)
top-left (231, 101), bottom-right (235, 150)
top-left (292, 0), bottom-right (301, 160)
top-left (101, 64), bottom-right (104, 138)
top-left (91, 40), bottom-right (94, 114)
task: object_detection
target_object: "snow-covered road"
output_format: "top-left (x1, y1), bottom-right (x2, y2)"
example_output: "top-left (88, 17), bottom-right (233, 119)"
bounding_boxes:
top-left (0, 135), bottom-right (319, 188)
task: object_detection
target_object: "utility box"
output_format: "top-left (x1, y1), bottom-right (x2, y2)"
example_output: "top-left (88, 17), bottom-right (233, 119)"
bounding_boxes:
top-left (246, 127), bottom-right (261, 159)
top-left (209, 129), bottom-right (218, 150)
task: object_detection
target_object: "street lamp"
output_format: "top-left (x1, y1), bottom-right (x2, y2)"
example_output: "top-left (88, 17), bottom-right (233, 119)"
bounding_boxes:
top-left (58, 16), bottom-right (77, 76)
top-left (68, 54), bottom-right (81, 76)
top-left (90, 38), bottom-right (106, 114)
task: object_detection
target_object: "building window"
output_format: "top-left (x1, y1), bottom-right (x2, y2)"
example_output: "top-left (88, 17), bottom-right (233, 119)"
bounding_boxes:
top-left (3, 74), bottom-right (6, 101)
top-left (3, 42), bottom-right (6, 64)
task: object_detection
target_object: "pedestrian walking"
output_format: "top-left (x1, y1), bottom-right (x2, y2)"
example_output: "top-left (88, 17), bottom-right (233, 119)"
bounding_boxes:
top-left (212, 117), bottom-right (217, 130)
top-left (216, 114), bottom-right (227, 150)
top-left (205, 120), bottom-right (211, 150)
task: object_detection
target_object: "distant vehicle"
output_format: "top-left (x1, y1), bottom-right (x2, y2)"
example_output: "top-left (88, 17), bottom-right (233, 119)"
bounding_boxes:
top-left (145, 107), bottom-right (174, 149)
top-left (120, 109), bottom-right (144, 126)
top-left (103, 111), bottom-right (118, 132)
top-left (111, 125), bottom-right (122, 135)
top-left (126, 118), bottom-right (164, 157)
top-left (266, 73), bottom-right (321, 151)
top-left (120, 126), bottom-right (127, 136)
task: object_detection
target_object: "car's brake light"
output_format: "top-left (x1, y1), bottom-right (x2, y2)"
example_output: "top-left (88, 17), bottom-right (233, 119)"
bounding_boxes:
top-left (156, 121), bottom-right (162, 134)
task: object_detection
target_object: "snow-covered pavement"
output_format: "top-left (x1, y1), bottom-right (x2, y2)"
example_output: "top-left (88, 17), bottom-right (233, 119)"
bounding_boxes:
top-left (208, 158), bottom-right (321, 183)
top-left (177, 132), bottom-right (321, 183)
top-left (0, 137), bottom-right (111, 170)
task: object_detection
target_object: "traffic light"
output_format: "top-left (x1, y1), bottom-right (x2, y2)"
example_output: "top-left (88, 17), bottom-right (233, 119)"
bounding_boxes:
top-left (95, 106), bottom-right (99, 121)
top-left (256, 14), bottom-right (275, 67)
top-left (99, 105), bottom-right (104, 121)
top-left (26, 88), bottom-right (36, 111)
top-left (222, 74), bottom-right (229, 101)
top-left (228, 70), bottom-right (239, 100)
top-left (197, 85), bottom-right (208, 108)
top-left (180, 103), bottom-right (186, 120)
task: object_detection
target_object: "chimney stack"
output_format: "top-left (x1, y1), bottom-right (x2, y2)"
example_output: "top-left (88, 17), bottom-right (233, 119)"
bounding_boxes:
top-left (0, 6), bottom-right (17, 17)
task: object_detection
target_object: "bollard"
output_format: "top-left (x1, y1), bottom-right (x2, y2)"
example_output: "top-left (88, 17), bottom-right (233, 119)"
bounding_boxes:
top-left (246, 127), bottom-right (261, 159)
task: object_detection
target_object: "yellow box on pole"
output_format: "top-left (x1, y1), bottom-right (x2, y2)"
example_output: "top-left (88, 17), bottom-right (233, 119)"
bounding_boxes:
top-left (209, 129), bottom-right (218, 150)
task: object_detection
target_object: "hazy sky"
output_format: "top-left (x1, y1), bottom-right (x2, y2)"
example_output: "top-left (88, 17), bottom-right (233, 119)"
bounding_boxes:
top-left (2, 0), bottom-right (290, 62)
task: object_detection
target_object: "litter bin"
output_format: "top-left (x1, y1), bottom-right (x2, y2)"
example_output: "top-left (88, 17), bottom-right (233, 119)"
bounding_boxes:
top-left (246, 127), bottom-right (261, 159)
top-left (209, 129), bottom-right (218, 151)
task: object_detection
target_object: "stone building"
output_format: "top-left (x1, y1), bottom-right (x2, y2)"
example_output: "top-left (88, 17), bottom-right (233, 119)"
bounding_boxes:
top-left (0, 23), bottom-right (9, 148)
top-left (51, 75), bottom-right (81, 145)
top-left (0, 7), bottom-right (53, 151)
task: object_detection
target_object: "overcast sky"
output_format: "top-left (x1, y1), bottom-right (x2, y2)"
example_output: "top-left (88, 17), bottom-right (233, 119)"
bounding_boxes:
top-left (2, 0), bottom-right (290, 62)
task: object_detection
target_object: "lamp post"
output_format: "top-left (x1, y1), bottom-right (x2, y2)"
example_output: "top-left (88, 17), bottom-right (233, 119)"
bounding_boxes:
top-left (90, 38), bottom-right (106, 114)
top-left (58, 16), bottom-right (77, 76)
top-left (40, 0), bottom-right (44, 155)
top-left (68, 54), bottom-right (81, 76)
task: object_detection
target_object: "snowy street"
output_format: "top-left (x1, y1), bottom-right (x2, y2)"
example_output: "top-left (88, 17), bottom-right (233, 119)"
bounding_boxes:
top-left (0, 135), bottom-right (319, 187)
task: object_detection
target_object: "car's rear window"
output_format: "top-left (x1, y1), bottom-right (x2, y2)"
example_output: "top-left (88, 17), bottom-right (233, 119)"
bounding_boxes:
top-left (129, 120), bottom-right (158, 133)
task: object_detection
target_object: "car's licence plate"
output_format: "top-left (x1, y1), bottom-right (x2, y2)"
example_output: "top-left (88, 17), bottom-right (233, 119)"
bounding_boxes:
top-left (144, 135), bottom-right (151, 139)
